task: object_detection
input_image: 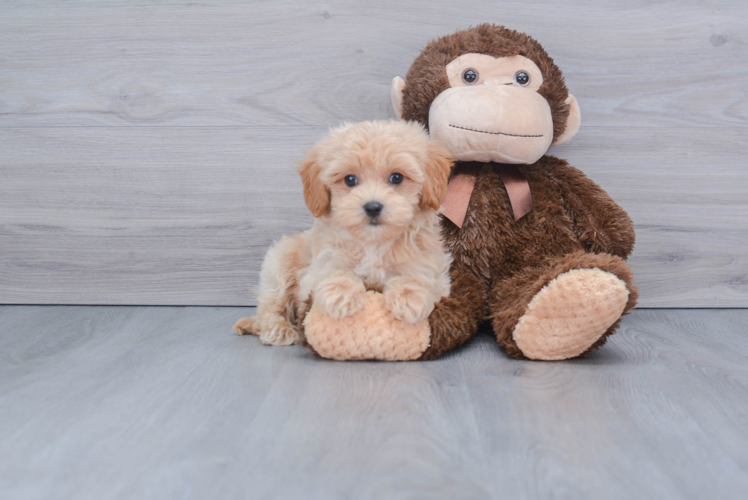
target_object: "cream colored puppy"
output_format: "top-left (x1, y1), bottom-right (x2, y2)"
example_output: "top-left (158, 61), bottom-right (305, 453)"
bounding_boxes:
top-left (235, 120), bottom-right (454, 346)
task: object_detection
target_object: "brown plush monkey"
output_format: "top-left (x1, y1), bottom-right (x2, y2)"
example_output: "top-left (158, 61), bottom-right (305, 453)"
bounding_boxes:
top-left (303, 24), bottom-right (637, 361)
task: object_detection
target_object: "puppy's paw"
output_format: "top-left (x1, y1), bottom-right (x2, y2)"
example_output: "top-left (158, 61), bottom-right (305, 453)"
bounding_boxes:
top-left (234, 317), bottom-right (258, 336)
top-left (235, 315), bottom-right (300, 345)
top-left (315, 273), bottom-right (366, 319)
top-left (259, 317), bottom-right (301, 346)
top-left (384, 279), bottom-right (434, 324)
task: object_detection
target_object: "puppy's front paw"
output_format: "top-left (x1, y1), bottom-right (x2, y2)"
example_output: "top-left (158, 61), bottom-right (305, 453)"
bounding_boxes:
top-left (384, 279), bottom-right (434, 324)
top-left (315, 273), bottom-right (366, 319)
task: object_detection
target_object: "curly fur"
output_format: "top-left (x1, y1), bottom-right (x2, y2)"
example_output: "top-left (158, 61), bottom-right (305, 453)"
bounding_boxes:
top-left (235, 120), bottom-right (454, 345)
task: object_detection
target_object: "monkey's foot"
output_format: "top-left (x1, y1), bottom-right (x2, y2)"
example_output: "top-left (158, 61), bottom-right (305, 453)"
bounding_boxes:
top-left (513, 268), bottom-right (629, 361)
top-left (304, 291), bottom-right (430, 361)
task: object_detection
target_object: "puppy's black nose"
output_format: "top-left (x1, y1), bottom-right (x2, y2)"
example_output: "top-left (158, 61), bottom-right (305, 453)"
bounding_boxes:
top-left (363, 202), bottom-right (383, 218)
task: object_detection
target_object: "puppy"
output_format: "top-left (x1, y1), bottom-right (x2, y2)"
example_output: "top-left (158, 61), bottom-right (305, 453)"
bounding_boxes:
top-left (234, 120), bottom-right (453, 346)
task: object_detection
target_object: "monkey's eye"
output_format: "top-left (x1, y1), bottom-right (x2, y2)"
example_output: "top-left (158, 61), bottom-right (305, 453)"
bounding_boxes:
top-left (461, 68), bottom-right (479, 84)
top-left (514, 71), bottom-right (530, 86)
top-left (344, 175), bottom-right (358, 187)
top-left (389, 173), bottom-right (404, 185)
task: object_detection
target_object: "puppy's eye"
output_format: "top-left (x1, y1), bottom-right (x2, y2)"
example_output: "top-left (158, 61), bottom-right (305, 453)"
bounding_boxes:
top-left (389, 173), bottom-right (404, 185)
top-left (462, 68), bottom-right (478, 84)
top-left (514, 71), bottom-right (530, 86)
top-left (344, 175), bottom-right (358, 187)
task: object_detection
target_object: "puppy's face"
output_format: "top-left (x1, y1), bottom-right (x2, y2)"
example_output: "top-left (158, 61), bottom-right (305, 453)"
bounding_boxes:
top-left (298, 121), bottom-right (453, 241)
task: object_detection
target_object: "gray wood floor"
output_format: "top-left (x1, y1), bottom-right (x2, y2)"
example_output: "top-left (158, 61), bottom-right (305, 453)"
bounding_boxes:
top-left (2, 0), bottom-right (747, 307)
top-left (1, 307), bottom-right (747, 499)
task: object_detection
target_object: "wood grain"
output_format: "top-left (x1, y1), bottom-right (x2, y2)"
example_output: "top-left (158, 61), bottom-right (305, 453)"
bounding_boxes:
top-left (1, 0), bottom-right (746, 129)
top-left (2, 126), bottom-right (746, 306)
top-left (1, 306), bottom-right (747, 499)
top-left (0, 126), bottom-right (318, 305)
top-left (1, 0), bottom-right (747, 306)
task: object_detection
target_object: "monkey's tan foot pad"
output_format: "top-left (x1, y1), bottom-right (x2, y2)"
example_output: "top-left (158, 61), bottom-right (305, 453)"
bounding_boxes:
top-left (304, 291), bottom-right (430, 361)
top-left (513, 268), bottom-right (629, 361)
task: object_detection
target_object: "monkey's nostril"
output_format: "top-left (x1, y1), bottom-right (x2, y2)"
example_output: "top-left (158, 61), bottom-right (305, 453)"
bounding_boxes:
top-left (363, 202), bottom-right (383, 218)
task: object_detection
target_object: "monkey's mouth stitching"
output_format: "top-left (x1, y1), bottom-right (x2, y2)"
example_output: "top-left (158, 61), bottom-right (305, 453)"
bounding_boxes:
top-left (449, 124), bottom-right (543, 138)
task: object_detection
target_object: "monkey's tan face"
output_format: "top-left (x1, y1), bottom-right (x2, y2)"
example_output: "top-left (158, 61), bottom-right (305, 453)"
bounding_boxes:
top-left (428, 54), bottom-right (554, 165)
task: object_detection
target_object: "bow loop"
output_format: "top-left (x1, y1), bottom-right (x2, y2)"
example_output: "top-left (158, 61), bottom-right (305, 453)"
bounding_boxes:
top-left (441, 163), bottom-right (532, 228)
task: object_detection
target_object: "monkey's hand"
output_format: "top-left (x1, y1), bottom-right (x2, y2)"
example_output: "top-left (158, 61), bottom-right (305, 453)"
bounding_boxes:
top-left (304, 291), bottom-right (430, 361)
top-left (551, 161), bottom-right (635, 259)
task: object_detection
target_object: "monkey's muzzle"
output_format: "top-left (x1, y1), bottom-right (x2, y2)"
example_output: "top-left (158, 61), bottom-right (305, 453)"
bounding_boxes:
top-left (428, 85), bottom-right (554, 165)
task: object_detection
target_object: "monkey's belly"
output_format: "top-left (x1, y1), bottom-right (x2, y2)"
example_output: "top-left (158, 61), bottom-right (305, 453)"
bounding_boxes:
top-left (443, 161), bottom-right (584, 280)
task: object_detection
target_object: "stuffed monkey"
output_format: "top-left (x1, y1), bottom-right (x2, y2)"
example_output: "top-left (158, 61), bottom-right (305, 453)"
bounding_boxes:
top-left (303, 24), bottom-right (638, 361)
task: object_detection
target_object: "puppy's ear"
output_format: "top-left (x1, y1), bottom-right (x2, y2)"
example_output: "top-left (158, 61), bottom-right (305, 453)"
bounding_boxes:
top-left (420, 142), bottom-right (454, 211)
top-left (297, 147), bottom-right (331, 218)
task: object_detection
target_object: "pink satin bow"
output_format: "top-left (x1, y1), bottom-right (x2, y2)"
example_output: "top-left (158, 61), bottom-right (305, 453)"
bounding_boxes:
top-left (442, 163), bottom-right (533, 228)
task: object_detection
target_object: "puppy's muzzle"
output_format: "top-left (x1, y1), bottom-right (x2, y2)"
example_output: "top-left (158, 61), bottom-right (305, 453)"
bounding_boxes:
top-left (363, 201), bottom-right (383, 224)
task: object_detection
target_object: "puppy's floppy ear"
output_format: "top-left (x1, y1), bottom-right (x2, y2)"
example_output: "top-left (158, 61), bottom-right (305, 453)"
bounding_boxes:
top-left (420, 141), bottom-right (454, 211)
top-left (297, 147), bottom-right (330, 218)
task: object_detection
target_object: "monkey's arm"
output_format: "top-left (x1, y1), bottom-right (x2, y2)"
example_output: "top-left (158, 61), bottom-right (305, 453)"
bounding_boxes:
top-left (420, 261), bottom-right (488, 360)
top-left (550, 161), bottom-right (635, 259)
top-left (303, 258), bottom-right (486, 361)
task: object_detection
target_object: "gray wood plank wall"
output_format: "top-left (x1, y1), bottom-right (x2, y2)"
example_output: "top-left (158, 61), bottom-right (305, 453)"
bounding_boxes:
top-left (1, 0), bottom-right (747, 307)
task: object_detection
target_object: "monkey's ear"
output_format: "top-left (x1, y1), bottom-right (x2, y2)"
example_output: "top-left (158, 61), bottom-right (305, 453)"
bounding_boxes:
top-left (553, 94), bottom-right (581, 146)
top-left (297, 147), bottom-right (331, 218)
top-left (391, 77), bottom-right (406, 120)
top-left (421, 141), bottom-right (454, 211)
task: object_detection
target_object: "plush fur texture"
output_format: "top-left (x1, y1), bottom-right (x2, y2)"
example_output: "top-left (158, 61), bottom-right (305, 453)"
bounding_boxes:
top-left (391, 25), bottom-right (639, 361)
top-left (235, 120), bottom-right (454, 349)
top-left (426, 53), bottom-right (558, 164)
top-left (488, 249), bottom-right (637, 360)
top-left (420, 159), bottom-right (638, 360)
top-left (511, 268), bottom-right (629, 360)
top-left (401, 24), bottom-right (571, 142)
top-left (304, 291), bottom-right (431, 361)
